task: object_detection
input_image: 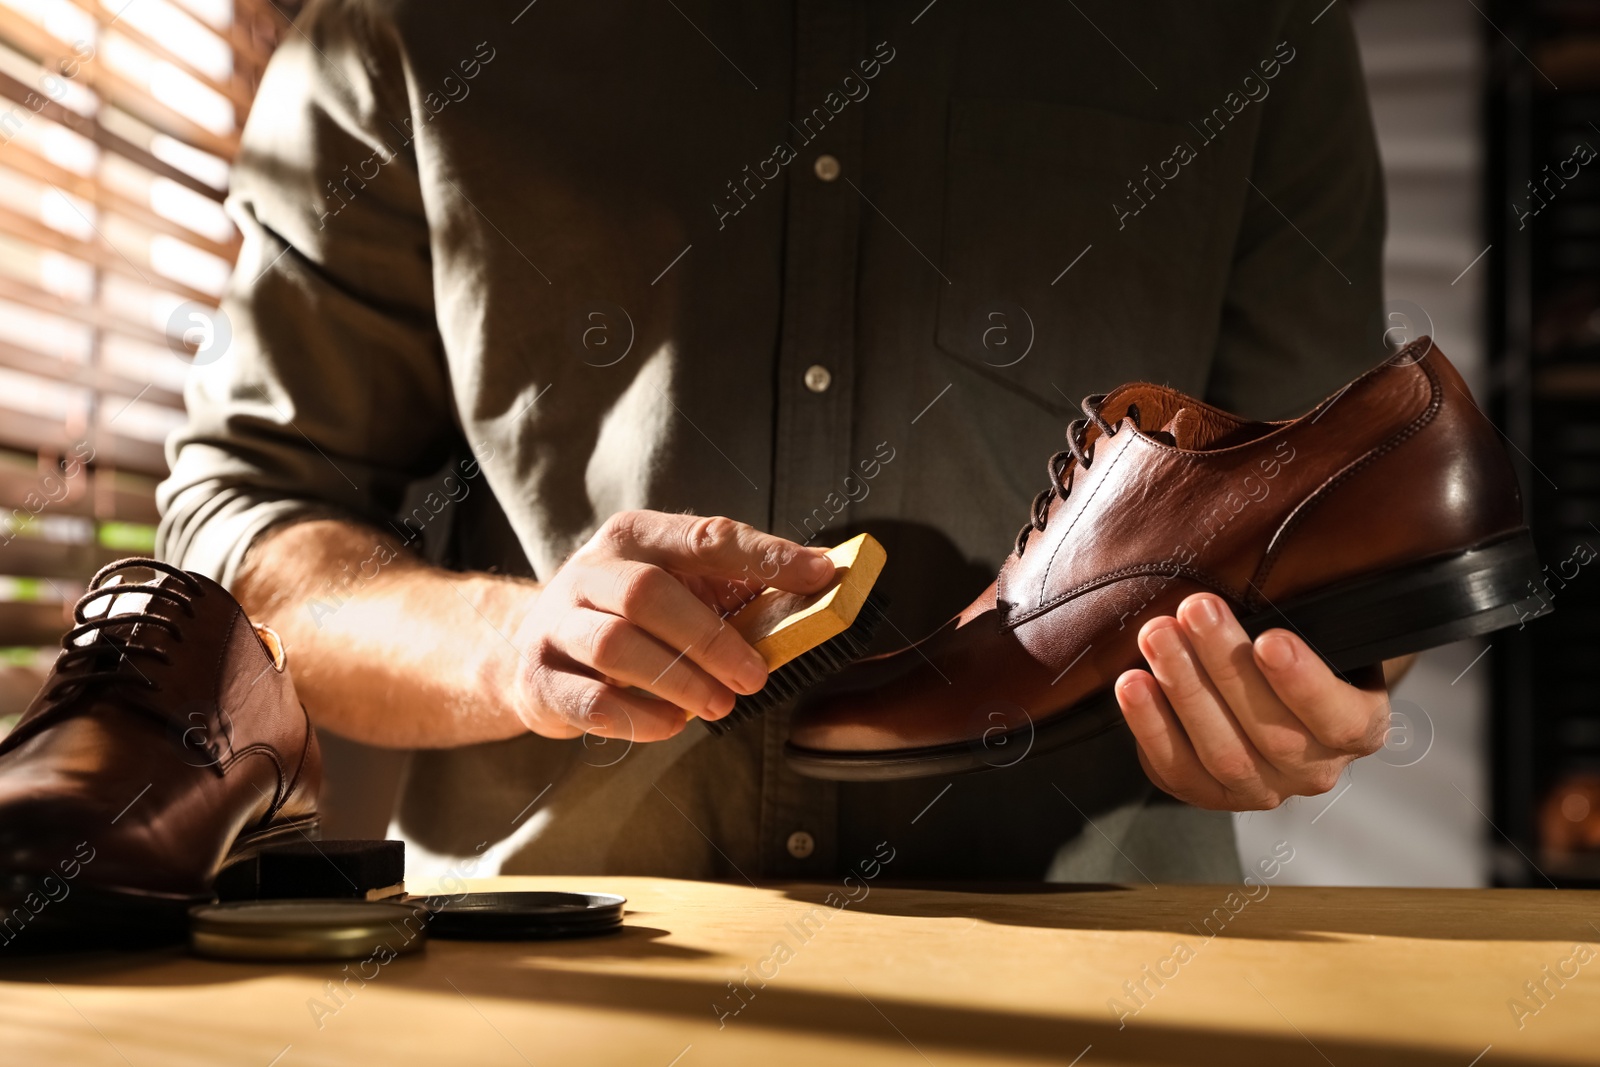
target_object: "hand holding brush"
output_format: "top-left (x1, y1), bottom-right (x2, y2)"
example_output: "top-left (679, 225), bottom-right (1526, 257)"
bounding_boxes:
top-left (506, 511), bottom-right (839, 742)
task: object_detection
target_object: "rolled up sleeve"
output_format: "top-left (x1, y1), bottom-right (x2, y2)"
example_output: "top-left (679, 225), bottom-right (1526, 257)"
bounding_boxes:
top-left (157, 0), bottom-right (454, 587)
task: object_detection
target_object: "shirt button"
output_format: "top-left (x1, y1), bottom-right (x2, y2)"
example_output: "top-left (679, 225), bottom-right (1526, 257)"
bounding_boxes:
top-left (813, 154), bottom-right (841, 182)
top-left (786, 830), bottom-right (816, 859)
top-left (803, 364), bottom-right (832, 393)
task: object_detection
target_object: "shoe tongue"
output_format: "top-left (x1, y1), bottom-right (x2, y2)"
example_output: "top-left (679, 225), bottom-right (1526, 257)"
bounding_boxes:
top-left (1157, 408), bottom-right (1200, 449)
top-left (1100, 383), bottom-right (1203, 448)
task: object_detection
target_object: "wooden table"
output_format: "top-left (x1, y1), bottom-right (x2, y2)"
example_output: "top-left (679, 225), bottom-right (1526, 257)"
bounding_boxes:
top-left (2, 876), bottom-right (1597, 1066)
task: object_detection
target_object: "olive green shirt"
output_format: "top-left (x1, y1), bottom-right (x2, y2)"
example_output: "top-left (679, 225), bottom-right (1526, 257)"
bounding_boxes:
top-left (158, 0), bottom-right (1385, 883)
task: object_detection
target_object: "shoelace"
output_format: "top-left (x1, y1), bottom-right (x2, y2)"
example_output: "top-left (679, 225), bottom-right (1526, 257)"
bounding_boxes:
top-left (1014, 395), bottom-right (1139, 555)
top-left (45, 557), bottom-right (201, 705)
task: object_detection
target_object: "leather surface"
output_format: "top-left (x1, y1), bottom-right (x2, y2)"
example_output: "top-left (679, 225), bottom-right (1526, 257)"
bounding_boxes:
top-left (1254, 347), bottom-right (1526, 600)
top-left (0, 565), bottom-right (320, 900)
top-left (789, 340), bottom-right (1528, 754)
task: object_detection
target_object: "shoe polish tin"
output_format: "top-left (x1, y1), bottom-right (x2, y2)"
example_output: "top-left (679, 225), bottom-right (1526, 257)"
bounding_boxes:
top-left (189, 899), bottom-right (429, 961)
top-left (415, 891), bottom-right (625, 940)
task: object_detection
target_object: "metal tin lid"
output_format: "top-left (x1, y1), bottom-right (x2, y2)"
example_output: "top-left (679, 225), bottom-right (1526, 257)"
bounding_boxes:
top-left (189, 899), bottom-right (430, 961)
top-left (415, 891), bottom-right (625, 940)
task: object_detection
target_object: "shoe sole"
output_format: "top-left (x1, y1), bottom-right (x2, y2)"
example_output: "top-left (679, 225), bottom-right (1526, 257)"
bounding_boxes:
top-left (785, 529), bottom-right (1550, 781)
top-left (0, 815), bottom-right (321, 946)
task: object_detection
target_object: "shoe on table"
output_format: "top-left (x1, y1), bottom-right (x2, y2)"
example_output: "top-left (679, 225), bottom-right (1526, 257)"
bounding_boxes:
top-left (786, 339), bottom-right (1548, 781)
top-left (0, 558), bottom-right (321, 941)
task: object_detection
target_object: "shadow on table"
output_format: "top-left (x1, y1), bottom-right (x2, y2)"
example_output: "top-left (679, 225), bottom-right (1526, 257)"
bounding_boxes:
top-left (0, 882), bottom-right (1585, 1067)
top-left (775, 880), bottom-right (1599, 944)
top-left (0, 920), bottom-right (710, 974)
top-left (0, 939), bottom-right (1554, 1067)
top-left (366, 967), bottom-right (1564, 1067)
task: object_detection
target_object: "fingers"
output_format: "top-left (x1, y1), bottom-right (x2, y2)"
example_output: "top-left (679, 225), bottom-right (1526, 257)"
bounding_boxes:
top-left (1116, 670), bottom-right (1234, 810)
top-left (598, 511), bottom-right (835, 594)
top-left (684, 573), bottom-right (767, 616)
top-left (508, 510), bottom-right (826, 747)
top-left (581, 561), bottom-right (768, 697)
top-left (555, 608), bottom-right (736, 720)
top-left (1175, 594), bottom-right (1341, 776)
top-left (533, 662), bottom-right (691, 743)
top-left (1123, 594), bottom-right (1392, 811)
top-left (1253, 627), bottom-right (1389, 755)
top-left (1137, 617), bottom-right (1288, 808)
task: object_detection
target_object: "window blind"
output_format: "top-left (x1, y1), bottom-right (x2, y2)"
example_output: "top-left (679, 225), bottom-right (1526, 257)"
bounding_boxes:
top-left (0, 0), bottom-right (298, 725)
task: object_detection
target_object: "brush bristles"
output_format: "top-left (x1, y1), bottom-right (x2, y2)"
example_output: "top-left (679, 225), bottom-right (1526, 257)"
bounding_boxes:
top-left (705, 593), bottom-right (888, 737)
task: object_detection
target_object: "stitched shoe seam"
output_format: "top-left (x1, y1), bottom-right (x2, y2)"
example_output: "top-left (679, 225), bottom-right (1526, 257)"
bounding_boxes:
top-left (1022, 358), bottom-right (1442, 625)
top-left (1251, 358), bottom-right (1443, 598)
top-left (194, 604), bottom-right (240, 778)
top-left (220, 743), bottom-right (289, 821)
top-left (1037, 441), bottom-right (1129, 606)
top-left (1008, 565), bottom-right (1244, 630)
top-left (279, 703), bottom-right (317, 815)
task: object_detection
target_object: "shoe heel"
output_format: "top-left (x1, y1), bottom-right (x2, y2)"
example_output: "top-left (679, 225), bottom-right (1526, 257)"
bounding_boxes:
top-left (223, 814), bottom-right (322, 869)
top-left (1245, 529), bottom-right (1551, 670)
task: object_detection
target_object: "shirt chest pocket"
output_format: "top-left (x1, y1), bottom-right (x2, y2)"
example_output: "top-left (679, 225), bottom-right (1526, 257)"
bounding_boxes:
top-left (934, 98), bottom-right (1242, 414)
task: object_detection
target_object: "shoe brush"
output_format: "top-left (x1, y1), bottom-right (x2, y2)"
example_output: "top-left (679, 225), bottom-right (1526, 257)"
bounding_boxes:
top-left (702, 532), bottom-right (888, 736)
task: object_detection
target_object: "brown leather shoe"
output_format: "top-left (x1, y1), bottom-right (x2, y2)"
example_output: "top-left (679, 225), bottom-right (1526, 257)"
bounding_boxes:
top-left (786, 340), bottom-right (1548, 780)
top-left (0, 559), bottom-right (320, 938)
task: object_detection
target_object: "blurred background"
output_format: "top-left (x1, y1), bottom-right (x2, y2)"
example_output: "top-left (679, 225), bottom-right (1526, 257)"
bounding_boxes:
top-left (0, 0), bottom-right (1591, 887)
top-left (0, 0), bottom-right (298, 703)
top-left (1234, 0), bottom-right (1600, 890)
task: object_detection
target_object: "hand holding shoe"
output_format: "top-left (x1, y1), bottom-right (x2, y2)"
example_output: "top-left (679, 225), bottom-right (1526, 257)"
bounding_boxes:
top-left (1117, 592), bottom-right (1390, 811)
top-left (786, 340), bottom-right (1537, 782)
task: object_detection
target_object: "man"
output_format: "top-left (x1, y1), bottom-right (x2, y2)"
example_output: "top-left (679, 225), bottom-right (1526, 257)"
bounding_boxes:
top-left (159, 0), bottom-right (1392, 882)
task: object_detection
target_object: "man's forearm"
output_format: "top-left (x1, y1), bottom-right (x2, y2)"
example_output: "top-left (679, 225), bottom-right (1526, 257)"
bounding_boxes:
top-left (234, 519), bottom-right (538, 748)
top-left (233, 510), bottom-right (835, 749)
